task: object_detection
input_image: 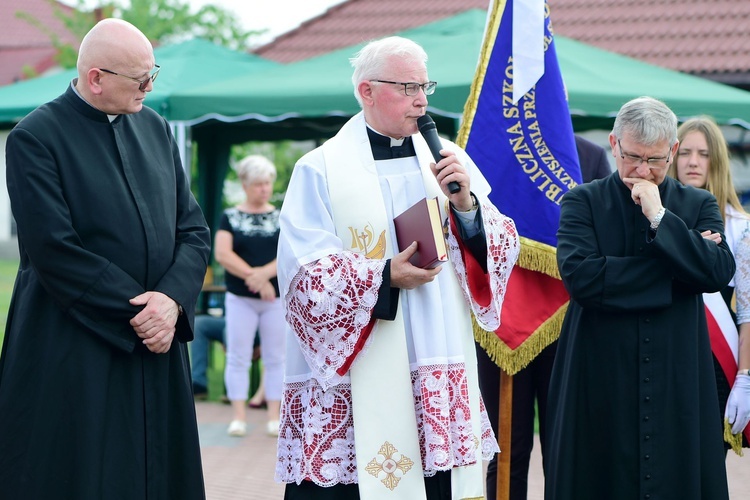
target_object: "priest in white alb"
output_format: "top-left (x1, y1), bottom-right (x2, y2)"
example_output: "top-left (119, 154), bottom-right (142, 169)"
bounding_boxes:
top-left (276, 36), bottom-right (520, 500)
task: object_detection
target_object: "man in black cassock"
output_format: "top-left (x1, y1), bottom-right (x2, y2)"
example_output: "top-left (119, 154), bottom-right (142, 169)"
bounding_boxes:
top-left (478, 135), bottom-right (612, 500)
top-left (0, 19), bottom-right (210, 499)
top-left (545, 96), bottom-right (733, 500)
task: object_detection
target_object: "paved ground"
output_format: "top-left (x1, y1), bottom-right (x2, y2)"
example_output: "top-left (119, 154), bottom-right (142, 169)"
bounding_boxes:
top-left (197, 401), bottom-right (284, 500)
top-left (196, 400), bottom-right (750, 499)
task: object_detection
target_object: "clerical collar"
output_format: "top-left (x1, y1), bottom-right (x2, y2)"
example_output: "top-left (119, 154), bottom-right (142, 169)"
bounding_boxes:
top-left (367, 126), bottom-right (416, 160)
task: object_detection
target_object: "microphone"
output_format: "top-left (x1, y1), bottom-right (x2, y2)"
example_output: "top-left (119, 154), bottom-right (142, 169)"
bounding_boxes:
top-left (417, 114), bottom-right (460, 194)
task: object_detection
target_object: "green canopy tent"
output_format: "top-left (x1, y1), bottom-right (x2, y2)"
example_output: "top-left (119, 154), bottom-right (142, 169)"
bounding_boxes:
top-left (0, 38), bottom-right (279, 125)
top-left (171, 8), bottom-right (750, 137)
top-left (169, 10), bottom-right (488, 139)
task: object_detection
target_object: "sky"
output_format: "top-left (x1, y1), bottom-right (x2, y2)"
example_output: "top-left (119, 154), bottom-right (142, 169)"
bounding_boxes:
top-left (59, 0), bottom-right (348, 46)
top-left (188, 0), bottom-right (347, 43)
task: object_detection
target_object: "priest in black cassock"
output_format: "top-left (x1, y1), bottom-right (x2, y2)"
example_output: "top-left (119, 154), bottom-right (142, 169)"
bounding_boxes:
top-left (0, 19), bottom-right (210, 499)
top-left (545, 96), bottom-right (733, 500)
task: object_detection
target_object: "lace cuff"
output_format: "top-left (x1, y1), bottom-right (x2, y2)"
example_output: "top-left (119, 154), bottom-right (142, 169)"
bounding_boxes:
top-left (285, 252), bottom-right (385, 389)
top-left (447, 201), bottom-right (519, 330)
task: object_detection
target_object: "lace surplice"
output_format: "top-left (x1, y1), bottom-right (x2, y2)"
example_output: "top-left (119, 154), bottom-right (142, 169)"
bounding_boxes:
top-left (276, 204), bottom-right (518, 486)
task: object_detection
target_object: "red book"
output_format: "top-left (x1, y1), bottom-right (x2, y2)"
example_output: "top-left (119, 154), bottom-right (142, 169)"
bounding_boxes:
top-left (393, 197), bottom-right (448, 269)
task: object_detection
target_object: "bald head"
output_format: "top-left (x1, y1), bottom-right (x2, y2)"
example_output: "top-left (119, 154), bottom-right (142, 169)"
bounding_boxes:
top-left (75, 19), bottom-right (156, 114)
top-left (77, 19), bottom-right (153, 77)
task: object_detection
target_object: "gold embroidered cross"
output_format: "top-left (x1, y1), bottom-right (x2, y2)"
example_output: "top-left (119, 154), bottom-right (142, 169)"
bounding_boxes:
top-left (365, 441), bottom-right (414, 490)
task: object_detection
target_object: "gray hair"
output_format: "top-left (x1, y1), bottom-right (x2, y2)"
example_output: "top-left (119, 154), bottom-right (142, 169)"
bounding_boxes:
top-left (235, 155), bottom-right (276, 185)
top-left (612, 96), bottom-right (677, 146)
top-left (350, 36), bottom-right (428, 108)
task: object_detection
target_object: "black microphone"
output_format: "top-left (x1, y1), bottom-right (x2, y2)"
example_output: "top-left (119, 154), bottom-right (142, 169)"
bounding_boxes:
top-left (417, 114), bottom-right (461, 194)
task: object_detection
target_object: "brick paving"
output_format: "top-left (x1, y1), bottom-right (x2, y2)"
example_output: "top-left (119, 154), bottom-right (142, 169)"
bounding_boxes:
top-left (197, 400), bottom-right (750, 499)
top-left (197, 401), bottom-right (284, 500)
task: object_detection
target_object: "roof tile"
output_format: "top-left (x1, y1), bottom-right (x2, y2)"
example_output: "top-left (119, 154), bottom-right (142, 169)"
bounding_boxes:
top-left (254, 0), bottom-right (488, 63)
top-left (0, 0), bottom-right (78, 85)
top-left (254, 0), bottom-right (750, 88)
top-left (548, 0), bottom-right (750, 83)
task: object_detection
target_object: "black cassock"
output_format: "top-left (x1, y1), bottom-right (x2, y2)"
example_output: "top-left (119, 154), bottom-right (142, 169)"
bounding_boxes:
top-left (0, 84), bottom-right (210, 499)
top-left (546, 174), bottom-right (734, 500)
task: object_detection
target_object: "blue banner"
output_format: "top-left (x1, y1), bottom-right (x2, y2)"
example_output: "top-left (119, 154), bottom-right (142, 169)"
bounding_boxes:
top-left (459, 0), bottom-right (580, 272)
top-left (457, 0), bottom-right (581, 372)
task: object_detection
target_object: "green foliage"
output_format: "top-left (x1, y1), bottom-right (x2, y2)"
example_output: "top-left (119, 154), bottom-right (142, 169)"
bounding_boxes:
top-left (14, 1), bottom-right (103, 69)
top-left (173, 4), bottom-right (264, 51)
top-left (20, 64), bottom-right (39, 79)
top-left (119, 0), bottom-right (264, 50)
top-left (15, 0), bottom-right (265, 71)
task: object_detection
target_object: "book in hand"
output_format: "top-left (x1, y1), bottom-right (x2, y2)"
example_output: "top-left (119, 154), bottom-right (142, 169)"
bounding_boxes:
top-left (393, 196), bottom-right (448, 269)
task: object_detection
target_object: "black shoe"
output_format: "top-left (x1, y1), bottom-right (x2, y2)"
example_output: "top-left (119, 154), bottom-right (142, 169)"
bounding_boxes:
top-left (193, 383), bottom-right (208, 400)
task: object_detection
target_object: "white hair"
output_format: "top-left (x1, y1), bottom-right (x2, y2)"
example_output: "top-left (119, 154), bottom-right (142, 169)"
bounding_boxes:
top-left (612, 96), bottom-right (677, 146)
top-left (350, 36), bottom-right (428, 107)
top-left (235, 155), bottom-right (276, 185)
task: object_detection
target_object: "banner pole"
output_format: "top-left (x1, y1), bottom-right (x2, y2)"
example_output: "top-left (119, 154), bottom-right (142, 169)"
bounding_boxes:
top-left (497, 370), bottom-right (513, 500)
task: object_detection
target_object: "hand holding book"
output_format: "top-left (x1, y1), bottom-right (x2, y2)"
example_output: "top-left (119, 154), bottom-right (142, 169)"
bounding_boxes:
top-left (390, 241), bottom-right (442, 290)
top-left (393, 197), bottom-right (448, 269)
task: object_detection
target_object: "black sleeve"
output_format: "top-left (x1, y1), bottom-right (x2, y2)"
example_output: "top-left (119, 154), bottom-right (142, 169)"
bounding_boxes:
top-left (452, 200), bottom-right (489, 273)
top-left (372, 260), bottom-right (400, 320)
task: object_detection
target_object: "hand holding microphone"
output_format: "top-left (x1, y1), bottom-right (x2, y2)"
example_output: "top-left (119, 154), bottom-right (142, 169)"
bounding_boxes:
top-left (417, 114), bottom-right (461, 194)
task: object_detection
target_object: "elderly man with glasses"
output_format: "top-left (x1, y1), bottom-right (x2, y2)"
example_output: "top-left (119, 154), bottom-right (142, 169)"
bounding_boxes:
top-left (545, 96), bottom-right (733, 500)
top-left (276, 36), bottom-right (520, 500)
top-left (1, 18), bottom-right (209, 499)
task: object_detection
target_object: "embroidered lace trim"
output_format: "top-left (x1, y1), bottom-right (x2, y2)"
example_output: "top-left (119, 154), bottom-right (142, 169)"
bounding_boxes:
top-left (448, 202), bottom-right (519, 331)
top-left (285, 252), bottom-right (384, 390)
top-left (275, 364), bottom-right (498, 486)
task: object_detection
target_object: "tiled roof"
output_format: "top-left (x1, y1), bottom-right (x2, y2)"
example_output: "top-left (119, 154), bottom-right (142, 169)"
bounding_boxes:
top-left (254, 0), bottom-right (750, 88)
top-left (253, 0), bottom-right (488, 63)
top-left (0, 0), bottom-right (78, 85)
top-left (548, 0), bottom-right (750, 88)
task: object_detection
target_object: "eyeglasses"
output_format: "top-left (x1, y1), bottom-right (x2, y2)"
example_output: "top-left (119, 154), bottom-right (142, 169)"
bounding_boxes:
top-left (617, 139), bottom-right (672, 170)
top-left (99, 64), bottom-right (161, 91)
top-left (371, 79), bottom-right (437, 96)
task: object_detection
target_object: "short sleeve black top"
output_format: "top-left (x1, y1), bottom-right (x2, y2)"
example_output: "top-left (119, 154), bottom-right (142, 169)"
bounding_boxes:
top-left (219, 207), bottom-right (280, 298)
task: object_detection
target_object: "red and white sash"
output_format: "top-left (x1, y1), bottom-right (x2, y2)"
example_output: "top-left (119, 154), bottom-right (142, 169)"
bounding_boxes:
top-left (704, 292), bottom-right (750, 443)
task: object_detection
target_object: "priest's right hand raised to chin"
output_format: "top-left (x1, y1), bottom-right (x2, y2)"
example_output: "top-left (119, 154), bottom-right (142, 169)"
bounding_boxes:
top-left (390, 241), bottom-right (441, 290)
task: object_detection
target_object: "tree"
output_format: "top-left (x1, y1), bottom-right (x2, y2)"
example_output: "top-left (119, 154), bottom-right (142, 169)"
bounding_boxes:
top-left (16, 0), bottom-right (264, 72)
top-left (119, 0), bottom-right (264, 51)
top-left (15, 1), bottom-right (111, 71)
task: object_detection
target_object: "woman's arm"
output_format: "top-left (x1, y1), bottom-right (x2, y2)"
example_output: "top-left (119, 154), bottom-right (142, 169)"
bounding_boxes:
top-left (214, 229), bottom-right (254, 285)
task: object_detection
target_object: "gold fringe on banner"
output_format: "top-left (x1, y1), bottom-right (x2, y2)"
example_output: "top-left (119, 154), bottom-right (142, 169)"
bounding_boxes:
top-left (474, 301), bottom-right (568, 375)
top-left (724, 420), bottom-right (744, 456)
top-left (517, 237), bottom-right (560, 279)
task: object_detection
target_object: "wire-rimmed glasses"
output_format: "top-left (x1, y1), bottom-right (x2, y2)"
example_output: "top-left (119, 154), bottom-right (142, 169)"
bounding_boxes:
top-left (99, 64), bottom-right (161, 91)
top-left (617, 139), bottom-right (672, 170)
top-left (371, 79), bottom-right (437, 96)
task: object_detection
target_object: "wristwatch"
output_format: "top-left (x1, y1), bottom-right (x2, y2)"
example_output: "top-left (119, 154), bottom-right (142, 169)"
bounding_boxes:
top-left (650, 207), bottom-right (666, 230)
top-left (739, 369), bottom-right (750, 377)
top-left (456, 193), bottom-right (479, 213)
